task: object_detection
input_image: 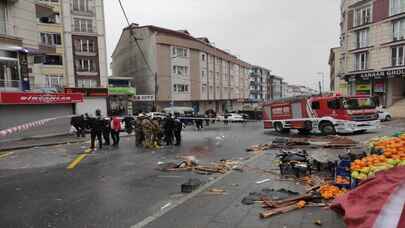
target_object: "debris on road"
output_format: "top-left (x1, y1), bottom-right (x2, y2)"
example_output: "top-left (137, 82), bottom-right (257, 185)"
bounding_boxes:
top-left (161, 202), bottom-right (172, 210)
top-left (256, 178), bottom-right (271, 184)
top-left (181, 178), bottom-right (202, 193)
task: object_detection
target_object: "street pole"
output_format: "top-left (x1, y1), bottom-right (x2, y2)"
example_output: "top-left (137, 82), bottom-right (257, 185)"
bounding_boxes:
top-left (154, 72), bottom-right (158, 112)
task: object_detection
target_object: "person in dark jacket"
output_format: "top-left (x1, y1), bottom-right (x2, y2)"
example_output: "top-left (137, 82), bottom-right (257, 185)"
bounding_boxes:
top-left (173, 116), bottom-right (183, 146)
top-left (70, 115), bottom-right (85, 137)
top-left (90, 109), bottom-right (104, 150)
top-left (163, 115), bottom-right (174, 146)
top-left (103, 117), bottom-right (111, 146)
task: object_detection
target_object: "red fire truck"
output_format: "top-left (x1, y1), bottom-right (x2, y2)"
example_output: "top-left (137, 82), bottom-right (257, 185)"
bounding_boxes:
top-left (263, 94), bottom-right (380, 135)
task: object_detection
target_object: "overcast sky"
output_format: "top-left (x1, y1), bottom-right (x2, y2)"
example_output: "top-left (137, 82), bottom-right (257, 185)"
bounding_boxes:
top-left (104, 0), bottom-right (340, 90)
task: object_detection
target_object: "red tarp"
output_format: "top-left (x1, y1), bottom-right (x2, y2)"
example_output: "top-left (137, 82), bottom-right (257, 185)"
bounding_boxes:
top-left (331, 166), bottom-right (405, 228)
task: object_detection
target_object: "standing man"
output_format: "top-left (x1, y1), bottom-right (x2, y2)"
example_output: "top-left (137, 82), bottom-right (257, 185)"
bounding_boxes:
top-left (103, 117), bottom-right (111, 146)
top-left (134, 114), bottom-right (145, 147)
top-left (173, 116), bottom-right (183, 146)
top-left (90, 109), bottom-right (104, 150)
top-left (163, 114), bottom-right (174, 146)
top-left (151, 117), bottom-right (161, 147)
top-left (111, 115), bottom-right (121, 146)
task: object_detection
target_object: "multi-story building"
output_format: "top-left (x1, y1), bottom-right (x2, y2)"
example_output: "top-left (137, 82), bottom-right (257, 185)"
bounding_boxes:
top-left (270, 75), bottom-right (283, 100)
top-left (111, 24), bottom-right (251, 114)
top-left (0, 0), bottom-right (108, 129)
top-left (329, 47), bottom-right (348, 95)
top-left (249, 66), bottom-right (271, 102)
top-left (338, 0), bottom-right (405, 106)
top-left (281, 82), bottom-right (289, 98)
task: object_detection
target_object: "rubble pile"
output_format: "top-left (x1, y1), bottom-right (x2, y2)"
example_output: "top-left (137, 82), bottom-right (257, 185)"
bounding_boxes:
top-left (158, 158), bottom-right (241, 175)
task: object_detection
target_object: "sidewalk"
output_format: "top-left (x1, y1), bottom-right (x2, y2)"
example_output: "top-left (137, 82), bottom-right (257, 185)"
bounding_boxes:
top-left (388, 98), bottom-right (405, 118)
top-left (142, 151), bottom-right (346, 228)
top-left (0, 134), bottom-right (88, 152)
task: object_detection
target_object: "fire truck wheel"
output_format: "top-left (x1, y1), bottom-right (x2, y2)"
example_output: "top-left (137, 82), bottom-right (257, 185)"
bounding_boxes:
top-left (274, 122), bottom-right (283, 133)
top-left (319, 121), bottom-right (336, 135)
top-left (298, 129), bottom-right (311, 135)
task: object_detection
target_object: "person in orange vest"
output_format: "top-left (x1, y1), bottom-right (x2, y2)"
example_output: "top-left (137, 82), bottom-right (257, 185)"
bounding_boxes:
top-left (111, 115), bottom-right (122, 146)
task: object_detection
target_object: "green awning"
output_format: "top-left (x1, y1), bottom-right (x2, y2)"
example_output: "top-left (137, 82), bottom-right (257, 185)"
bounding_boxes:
top-left (108, 87), bottom-right (136, 95)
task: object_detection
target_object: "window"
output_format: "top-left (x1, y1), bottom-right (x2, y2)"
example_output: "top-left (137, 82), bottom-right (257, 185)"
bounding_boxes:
top-left (45, 75), bottom-right (63, 88)
top-left (73, 0), bottom-right (92, 12)
top-left (44, 55), bottom-right (63, 65)
top-left (0, 1), bottom-right (6, 34)
top-left (172, 47), bottom-right (188, 57)
top-left (354, 52), bottom-right (368, 70)
top-left (173, 84), bottom-right (189, 93)
top-left (73, 18), bottom-right (93, 33)
top-left (201, 70), bottom-right (205, 80)
top-left (40, 0), bottom-right (59, 2)
top-left (390, 0), bottom-right (405, 16)
top-left (327, 99), bottom-right (341, 109)
top-left (354, 6), bottom-right (371, 26)
top-left (356, 29), bottom-right (368, 48)
top-left (77, 79), bottom-right (97, 88)
top-left (172, 65), bottom-right (188, 75)
top-left (392, 46), bottom-right (405, 66)
top-left (311, 101), bottom-right (320, 110)
top-left (74, 39), bottom-right (96, 52)
top-left (40, 33), bottom-right (62, 47)
top-left (202, 84), bottom-right (207, 94)
top-left (76, 58), bottom-right (96, 72)
top-left (201, 54), bottom-right (205, 61)
top-left (393, 19), bottom-right (405, 40)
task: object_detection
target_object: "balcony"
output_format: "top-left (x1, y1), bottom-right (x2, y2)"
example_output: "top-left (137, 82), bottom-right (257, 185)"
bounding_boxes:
top-left (36, 3), bottom-right (61, 25)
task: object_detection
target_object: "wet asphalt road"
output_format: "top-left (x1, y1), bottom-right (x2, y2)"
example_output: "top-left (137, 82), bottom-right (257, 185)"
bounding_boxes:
top-left (0, 122), bottom-right (270, 228)
top-left (0, 120), bottom-right (403, 228)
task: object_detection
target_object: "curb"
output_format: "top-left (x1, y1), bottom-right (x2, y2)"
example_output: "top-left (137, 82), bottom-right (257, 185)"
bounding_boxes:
top-left (0, 139), bottom-right (87, 152)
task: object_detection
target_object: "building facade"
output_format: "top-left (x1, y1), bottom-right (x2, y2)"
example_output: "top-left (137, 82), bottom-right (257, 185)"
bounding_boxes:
top-left (339, 0), bottom-right (405, 106)
top-left (0, 0), bottom-right (108, 92)
top-left (0, 0), bottom-right (108, 129)
top-left (111, 24), bottom-right (251, 114)
top-left (329, 47), bottom-right (348, 95)
top-left (270, 75), bottom-right (283, 100)
top-left (249, 66), bottom-right (271, 102)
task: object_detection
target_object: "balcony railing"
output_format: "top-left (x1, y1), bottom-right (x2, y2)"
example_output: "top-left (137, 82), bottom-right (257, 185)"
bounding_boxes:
top-left (0, 21), bottom-right (18, 37)
top-left (0, 80), bottom-right (64, 93)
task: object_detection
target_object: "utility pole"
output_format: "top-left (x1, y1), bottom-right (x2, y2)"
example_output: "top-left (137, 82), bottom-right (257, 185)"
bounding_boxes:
top-left (154, 72), bottom-right (158, 112)
top-left (319, 81), bottom-right (322, 95)
top-left (317, 72), bottom-right (325, 92)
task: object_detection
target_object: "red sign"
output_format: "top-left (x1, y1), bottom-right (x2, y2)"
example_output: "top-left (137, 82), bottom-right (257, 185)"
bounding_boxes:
top-left (0, 92), bottom-right (83, 105)
top-left (64, 88), bottom-right (108, 97)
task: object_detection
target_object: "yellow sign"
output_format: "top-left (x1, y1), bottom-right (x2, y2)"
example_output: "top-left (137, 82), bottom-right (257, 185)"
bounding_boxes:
top-left (356, 84), bottom-right (371, 91)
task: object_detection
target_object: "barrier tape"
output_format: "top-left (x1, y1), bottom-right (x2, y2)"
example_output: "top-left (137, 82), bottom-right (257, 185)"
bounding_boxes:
top-left (0, 115), bottom-right (75, 138)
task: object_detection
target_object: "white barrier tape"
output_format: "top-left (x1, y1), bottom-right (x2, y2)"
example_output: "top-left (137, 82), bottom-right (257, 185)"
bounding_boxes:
top-left (0, 115), bottom-right (75, 138)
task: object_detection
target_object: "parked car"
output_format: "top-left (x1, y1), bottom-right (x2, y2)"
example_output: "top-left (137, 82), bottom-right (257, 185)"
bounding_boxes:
top-left (218, 113), bottom-right (245, 122)
top-left (146, 112), bottom-right (168, 120)
top-left (378, 109), bottom-right (392, 122)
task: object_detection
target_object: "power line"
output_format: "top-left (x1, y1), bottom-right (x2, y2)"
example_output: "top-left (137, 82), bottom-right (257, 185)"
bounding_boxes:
top-left (117, 0), bottom-right (153, 74)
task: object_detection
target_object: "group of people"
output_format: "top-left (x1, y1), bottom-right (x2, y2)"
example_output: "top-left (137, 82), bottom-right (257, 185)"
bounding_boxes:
top-left (134, 113), bottom-right (183, 149)
top-left (71, 110), bottom-right (183, 150)
top-left (70, 110), bottom-right (122, 150)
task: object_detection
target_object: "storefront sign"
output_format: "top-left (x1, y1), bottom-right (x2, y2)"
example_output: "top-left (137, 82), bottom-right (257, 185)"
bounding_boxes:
top-left (108, 87), bottom-right (136, 95)
top-left (0, 92), bottom-right (83, 104)
top-left (133, 95), bottom-right (155, 101)
top-left (64, 88), bottom-right (108, 97)
top-left (346, 68), bottom-right (405, 79)
top-left (356, 84), bottom-right (371, 91)
top-left (374, 81), bottom-right (385, 93)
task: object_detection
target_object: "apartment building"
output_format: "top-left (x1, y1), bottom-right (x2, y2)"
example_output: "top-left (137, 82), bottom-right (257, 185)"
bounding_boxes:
top-left (249, 66), bottom-right (271, 102)
top-left (0, 0), bottom-right (108, 127)
top-left (111, 24), bottom-right (251, 114)
top-left (329, 47), bottom-right (348, 95)
top-left (0, 0), bottom-right (107, 91)
top-left (338, 0), bottom-right (405, 106)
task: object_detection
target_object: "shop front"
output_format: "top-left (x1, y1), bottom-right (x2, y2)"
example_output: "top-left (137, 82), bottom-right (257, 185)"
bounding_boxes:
top-left (344, 69), bottom-right (405, 107)
top-left (64, 88), bottom-right (108, 116)
top-left (107, 87), bottom-right (135, 116)
top-left (0, 92), bottom-right (83, 129)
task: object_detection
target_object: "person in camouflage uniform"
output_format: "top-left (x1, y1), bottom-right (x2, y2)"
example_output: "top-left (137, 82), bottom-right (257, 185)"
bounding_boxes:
top-left (141, 116), bottom-right (154, 149)
top-left (151, 118), bottom-right (161, 147)
top-left (134, 114), bottom-right (145, 147)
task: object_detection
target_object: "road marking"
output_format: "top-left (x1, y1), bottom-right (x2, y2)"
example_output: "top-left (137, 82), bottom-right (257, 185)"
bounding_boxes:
top-left (0, 151), bottom-right (14, 160)
top-left (129, 152), bottom-right (264, 228)
top-left (66, 149), bottom-right (93, 170)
